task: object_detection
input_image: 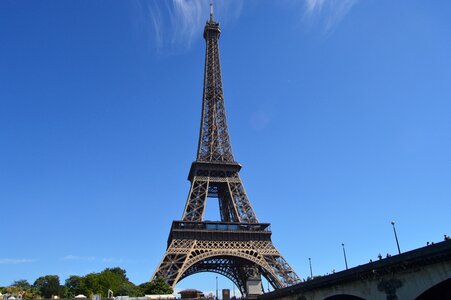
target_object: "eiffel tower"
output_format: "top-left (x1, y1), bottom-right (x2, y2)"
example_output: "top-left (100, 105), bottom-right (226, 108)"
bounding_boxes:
top-left (152, 7), bottom-right (300, 298)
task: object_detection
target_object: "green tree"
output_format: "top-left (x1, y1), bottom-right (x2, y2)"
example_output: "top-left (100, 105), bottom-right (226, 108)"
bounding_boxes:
top-left (104, 268), bottom-right (127, 279)
top-left (98, 268), bottom-right (126, 294)
top-left (74, 268), bottom-right (140, 297)
top-left (11, 280), bottom-right (32, 290)
top-left (97, 268), bottom-right (140, 297)
top-left (65, 276), bottom-right (89, 298)
top-left (33, 275), bottom-right (63, 298)
top-left (116, 282), bottom-right (140, 297)
top-left (139, 278), bottom-right (173, 295)
top-left (84, 273), bottom-right (101, 297)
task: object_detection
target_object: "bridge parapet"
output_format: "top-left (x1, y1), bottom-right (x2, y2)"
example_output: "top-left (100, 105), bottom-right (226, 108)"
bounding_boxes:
top-left (259, 240), bottom-right (451, 300)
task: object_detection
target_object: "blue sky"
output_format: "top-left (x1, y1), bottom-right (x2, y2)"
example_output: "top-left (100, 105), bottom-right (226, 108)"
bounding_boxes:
top-left (1, 0), bottom-right (451, 294)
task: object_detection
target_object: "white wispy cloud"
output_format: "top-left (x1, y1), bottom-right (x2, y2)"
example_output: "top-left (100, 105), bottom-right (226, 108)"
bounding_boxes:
top-left (61, 255), bottom-right (95, 261)
top-left (0, 258), bottom-right (34, 264)
top-left (102, 257), bottom-right (124, 263)
top-left (103, 257), bottom-right (147, 264)
top-left (131, 0), bottom-right (357, 53)
top-left (303, 0), bottom-right (359, 33)
top-left (132, 0), bottom-right (243, 51)
top-left (170, 0), bottom-right (205, 45)
top-left (60, 255), bottom-right (142, 264)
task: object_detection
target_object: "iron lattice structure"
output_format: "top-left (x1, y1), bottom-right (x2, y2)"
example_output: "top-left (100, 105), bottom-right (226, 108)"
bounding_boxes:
top-left (152, 13), bottom-right (300, 297)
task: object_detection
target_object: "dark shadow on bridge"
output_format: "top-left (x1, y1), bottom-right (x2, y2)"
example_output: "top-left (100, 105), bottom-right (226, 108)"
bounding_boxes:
top-left (324, 295), bottom-right (365, 300)
top-left (416, 277), bottom-right (451, 299)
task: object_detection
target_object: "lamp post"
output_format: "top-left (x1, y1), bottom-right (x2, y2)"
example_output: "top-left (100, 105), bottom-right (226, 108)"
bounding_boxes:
top-left (341, 243), bottom-right (348, 270)
top-left (216, 276), bottom-right (218, 300)
top-left (308, 257), bottom-right (313, 278)
top-left (391, 221), bottom-right (401, 254)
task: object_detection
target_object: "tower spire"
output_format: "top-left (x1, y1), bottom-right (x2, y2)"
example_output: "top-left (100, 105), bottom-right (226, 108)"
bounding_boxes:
top-left (199, 6), bottom-right (231, 163)
top-left (210, 1), bottom-right (214, 22)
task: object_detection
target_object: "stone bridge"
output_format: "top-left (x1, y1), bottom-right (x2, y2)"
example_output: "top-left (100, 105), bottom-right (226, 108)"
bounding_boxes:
top-left (259, 240), bottom-right (451, 300)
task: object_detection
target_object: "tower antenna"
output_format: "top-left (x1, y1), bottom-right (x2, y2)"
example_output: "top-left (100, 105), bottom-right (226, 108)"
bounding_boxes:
top-left (210, 0), bottom-right (214, 21)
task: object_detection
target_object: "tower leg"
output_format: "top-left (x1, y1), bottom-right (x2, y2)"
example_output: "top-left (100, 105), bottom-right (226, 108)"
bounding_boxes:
top-left (152, 239), bottom-right (195, 287)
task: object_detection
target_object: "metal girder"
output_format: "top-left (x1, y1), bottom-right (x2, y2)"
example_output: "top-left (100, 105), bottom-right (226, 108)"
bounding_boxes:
top-left (182, 171), bottom-right (257, 223)
top-left (179, 257), bottom-right (248, 295)
top-left (182, 177), bottom-right (210, 221)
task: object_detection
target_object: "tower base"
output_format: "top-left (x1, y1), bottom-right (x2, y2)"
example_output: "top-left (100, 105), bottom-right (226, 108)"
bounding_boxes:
top-left (246, 274), bottom-right (263, 299)
top-left (152, 221), bottom-right (300, 297)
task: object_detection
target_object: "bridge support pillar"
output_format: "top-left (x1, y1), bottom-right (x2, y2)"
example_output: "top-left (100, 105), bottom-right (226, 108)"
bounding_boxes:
top-left (377, 278), bottom-right (403, 300)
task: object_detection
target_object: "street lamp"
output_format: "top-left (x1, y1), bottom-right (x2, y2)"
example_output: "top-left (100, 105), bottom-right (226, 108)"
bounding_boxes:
top-left (216, 276), bottom-right (218, 300)
top-left (341, 243), bottom-right (348, 270)
top-left (308, 257), bottom-right (313, 278)
top-left (391, 221), bottom-right (401, 254)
